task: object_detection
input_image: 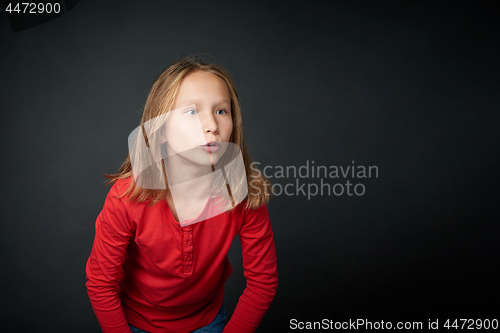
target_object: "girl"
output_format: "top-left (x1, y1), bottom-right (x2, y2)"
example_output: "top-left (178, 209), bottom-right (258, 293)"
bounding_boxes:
top-left (85, 54), bottom-right (278, 333)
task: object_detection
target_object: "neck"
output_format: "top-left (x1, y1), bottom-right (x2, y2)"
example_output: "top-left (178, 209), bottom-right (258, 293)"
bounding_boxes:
top-left (164, 156), bottom-right (214, 202)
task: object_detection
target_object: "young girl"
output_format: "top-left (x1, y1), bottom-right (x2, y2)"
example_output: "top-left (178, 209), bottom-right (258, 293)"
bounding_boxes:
top-left (85, 55), bottom-right (278, 333)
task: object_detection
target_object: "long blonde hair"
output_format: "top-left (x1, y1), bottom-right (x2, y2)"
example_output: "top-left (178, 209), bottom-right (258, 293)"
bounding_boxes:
top-left (105, 54), bottom-right (272, 209)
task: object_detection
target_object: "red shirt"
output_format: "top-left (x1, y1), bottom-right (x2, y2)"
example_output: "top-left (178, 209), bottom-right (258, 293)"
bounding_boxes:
top-left (85, 177), bottom-right (278, 333)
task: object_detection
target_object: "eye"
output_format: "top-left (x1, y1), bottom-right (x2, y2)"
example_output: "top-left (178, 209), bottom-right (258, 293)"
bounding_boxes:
top-left (185, 109), bottom-right (197, 115)
top-left (216, 109), bottom-right (227, 115)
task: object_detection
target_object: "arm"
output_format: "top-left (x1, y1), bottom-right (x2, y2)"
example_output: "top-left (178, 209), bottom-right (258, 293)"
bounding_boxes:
top-left (223, 203), bottom-right (278, 333)
top-left (85, 182), bottom-right (135, 333)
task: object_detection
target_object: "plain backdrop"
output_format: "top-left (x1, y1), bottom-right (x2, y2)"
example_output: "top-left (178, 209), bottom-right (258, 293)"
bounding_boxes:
top-left (1, 0), bottom-right (499, 332)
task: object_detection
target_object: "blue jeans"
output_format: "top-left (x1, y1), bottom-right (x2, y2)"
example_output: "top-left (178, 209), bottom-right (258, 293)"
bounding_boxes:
top-left (129, 303), bottom-right (226, 333)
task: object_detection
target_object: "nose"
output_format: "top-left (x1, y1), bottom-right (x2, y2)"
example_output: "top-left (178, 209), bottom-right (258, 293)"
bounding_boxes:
top-left (201, 111), bottom-right (218, 135)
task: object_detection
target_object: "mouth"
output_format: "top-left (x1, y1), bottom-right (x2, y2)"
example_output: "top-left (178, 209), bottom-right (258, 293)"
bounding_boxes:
top-left (200, 141), bottom-right (220, 152)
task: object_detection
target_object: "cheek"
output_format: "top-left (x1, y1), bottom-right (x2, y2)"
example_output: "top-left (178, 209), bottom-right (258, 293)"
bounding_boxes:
top-left (227, 122), bottom-right (234, 140)
top-left (221, 118), bottom-right (233, 137)
top-left (166, 117), bottom-right (205, 146)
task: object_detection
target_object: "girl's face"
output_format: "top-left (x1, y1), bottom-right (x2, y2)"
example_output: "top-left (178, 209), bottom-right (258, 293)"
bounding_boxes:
top-left (161, 70), bottom-right (233, 166)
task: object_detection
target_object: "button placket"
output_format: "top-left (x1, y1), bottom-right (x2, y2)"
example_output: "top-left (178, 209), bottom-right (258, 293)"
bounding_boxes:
top-left (182, 226), bottom-right (193, 274)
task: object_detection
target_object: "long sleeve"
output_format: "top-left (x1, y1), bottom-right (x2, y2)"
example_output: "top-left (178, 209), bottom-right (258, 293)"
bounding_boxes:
top-left (85, 182), bottom-right (135, 333)
top-left (223, 203), bottom-right (278, 333)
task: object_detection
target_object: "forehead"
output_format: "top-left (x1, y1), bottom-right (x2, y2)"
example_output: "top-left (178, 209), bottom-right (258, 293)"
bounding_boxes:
top-left (175, 71), bottom-right (231, 105)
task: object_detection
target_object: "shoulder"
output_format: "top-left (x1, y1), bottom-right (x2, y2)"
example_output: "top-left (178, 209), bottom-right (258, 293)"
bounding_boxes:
top-left (108, 177), bottom-right (133, 198)
top-left (103, 177), bottom-right (138, 214)
top-left (238, 199), bottom-right (269, 224)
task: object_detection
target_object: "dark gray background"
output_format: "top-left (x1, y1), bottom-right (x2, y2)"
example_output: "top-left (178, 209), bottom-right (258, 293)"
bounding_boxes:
top-left (1, 0), bottom-right (499, 332)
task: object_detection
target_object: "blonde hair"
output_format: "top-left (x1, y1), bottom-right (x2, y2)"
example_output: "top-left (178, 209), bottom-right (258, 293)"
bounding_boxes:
top-left (104, 54), bottom-right (272, 209)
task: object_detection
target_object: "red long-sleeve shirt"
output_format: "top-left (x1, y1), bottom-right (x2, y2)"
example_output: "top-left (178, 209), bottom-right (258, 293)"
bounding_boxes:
top-left (85, 177), bottom-right (278, 333)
